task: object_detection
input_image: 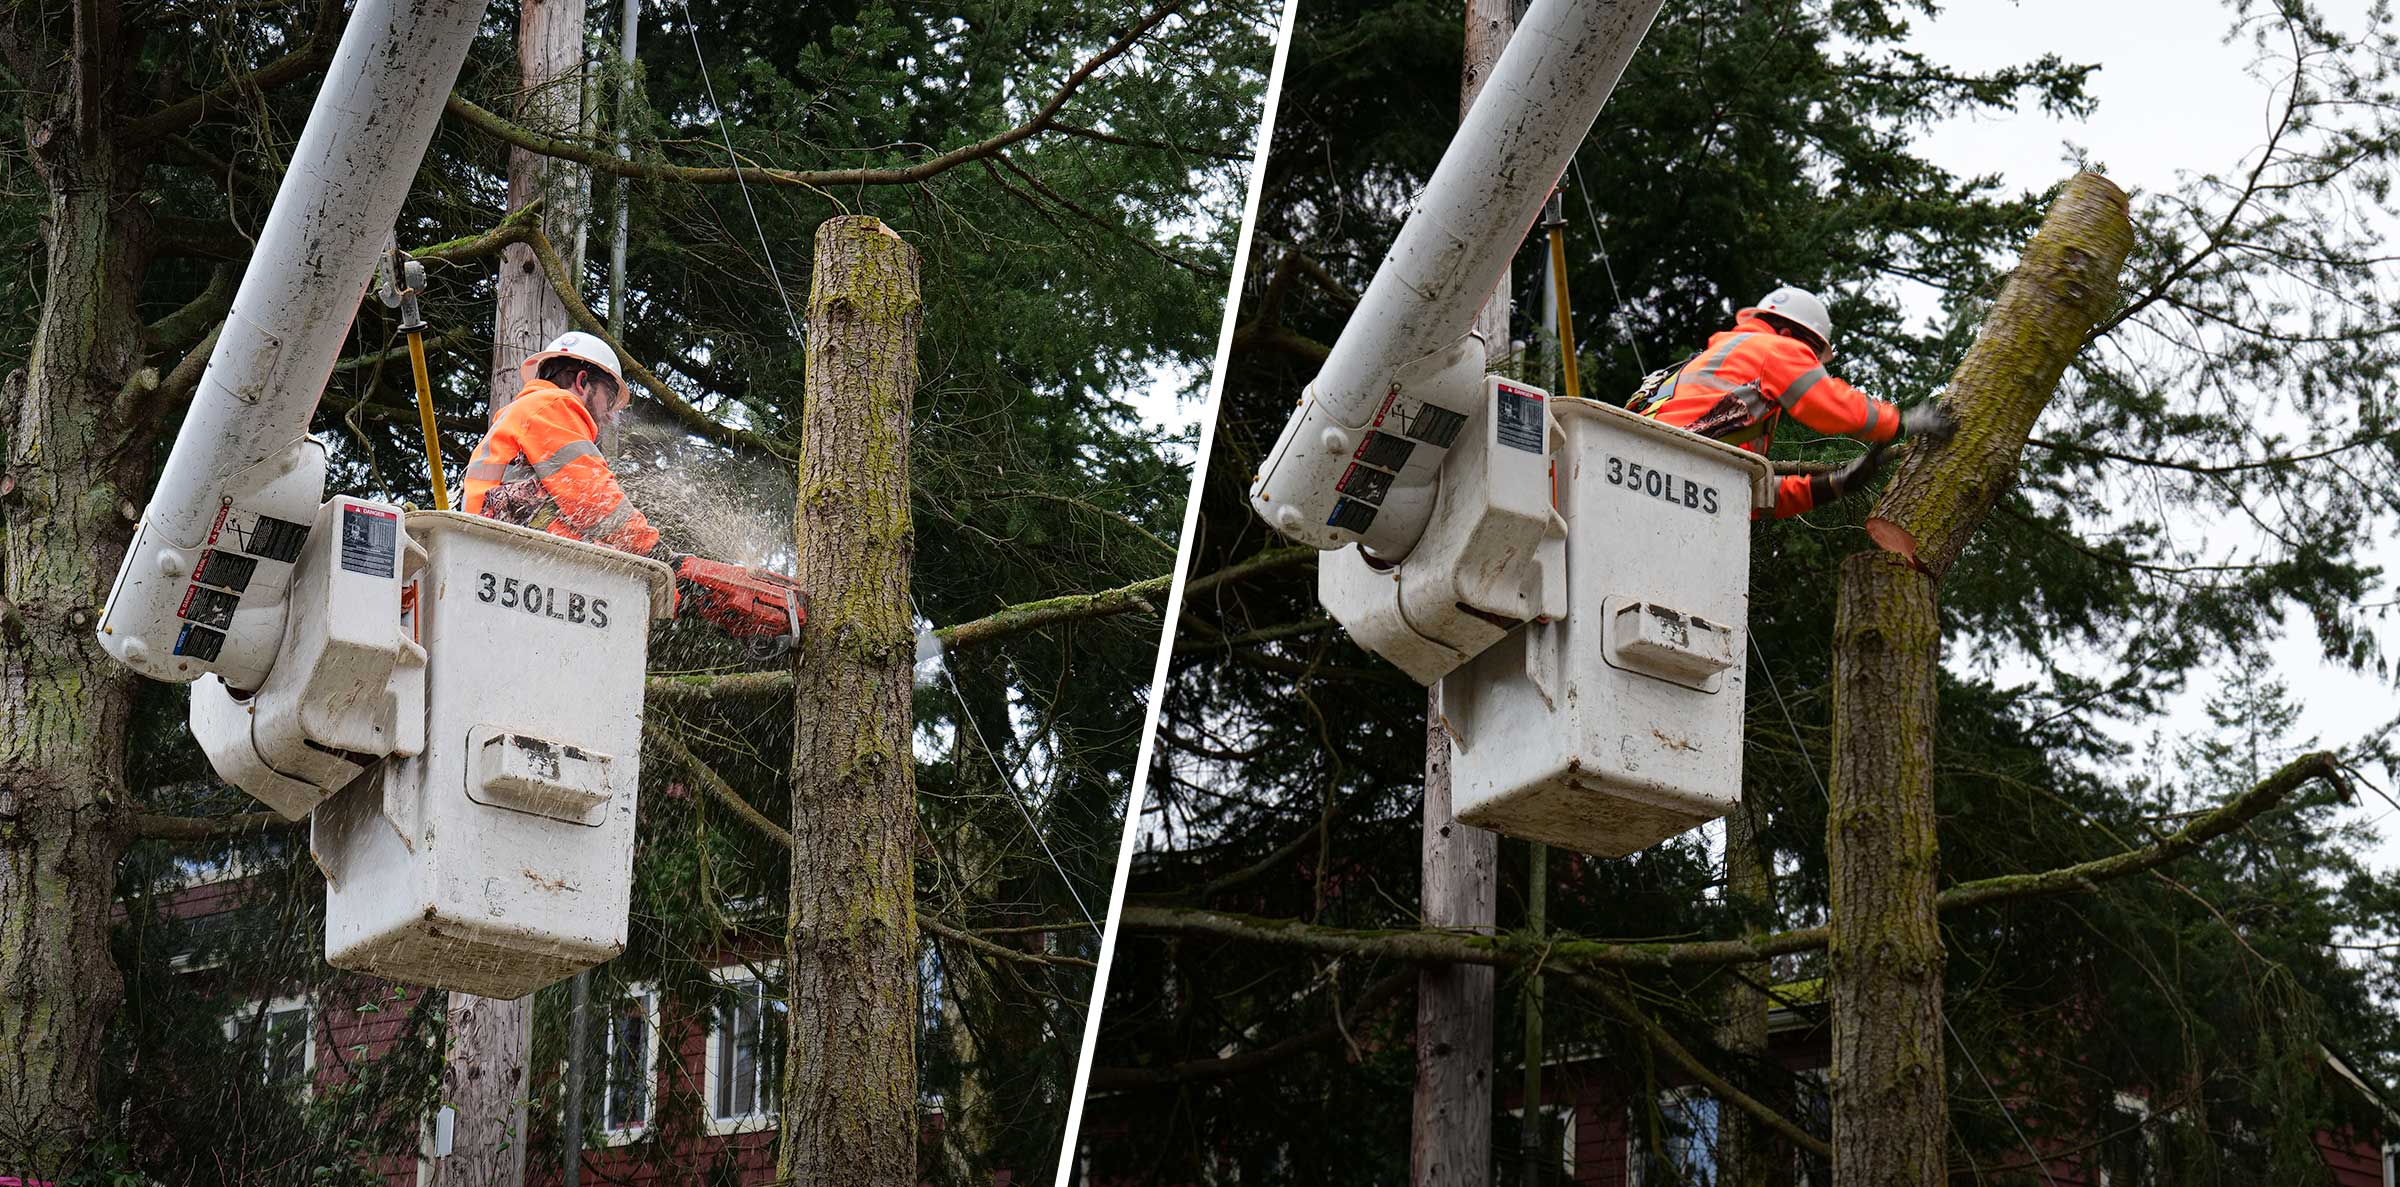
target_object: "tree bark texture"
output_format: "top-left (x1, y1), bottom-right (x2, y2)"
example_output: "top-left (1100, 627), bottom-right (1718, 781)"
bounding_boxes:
top-left (488, 0), bottom-right (587, 424)
top-left (433, 7), bottom-right (588, 1183)
top-left (1827, 171), bottom-right (2130, 1187)
top-left (778, 214), bottom-right (924, 1187)
top-left (0, 49), bottom-right (149, 1177)
top-left (1413, 6), bottom-right (1511, 1183)
top-left (1415, 686), bottom-right (1498, 1187)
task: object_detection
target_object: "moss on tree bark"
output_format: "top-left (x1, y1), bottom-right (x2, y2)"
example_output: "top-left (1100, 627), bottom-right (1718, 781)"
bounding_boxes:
top-left (1826, 171), bottom-right (2132, 1187)
top-left (778, 214), bottom-right (925, 1187)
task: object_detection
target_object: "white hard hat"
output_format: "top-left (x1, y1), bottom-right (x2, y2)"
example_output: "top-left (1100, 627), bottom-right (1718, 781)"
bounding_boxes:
top-left (520, 330), bottom-right (625, 388)
top-left (1740, 285), bottom-right (1836, 359)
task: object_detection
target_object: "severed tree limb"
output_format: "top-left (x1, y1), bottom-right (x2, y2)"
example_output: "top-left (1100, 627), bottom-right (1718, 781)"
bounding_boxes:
top-left (1568, 972), bottom-right (1831, 1161)
top-left (1120, 748), bottom-right (2342, 969)
top-left (442, 0), bottom-right (1189, 192)
top-left (1086, 969), bottom-right (1414, 1092)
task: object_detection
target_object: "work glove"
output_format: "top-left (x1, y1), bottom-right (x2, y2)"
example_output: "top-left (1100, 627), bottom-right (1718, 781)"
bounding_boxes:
top-left (1817, 439), bottom-right (1896, 502)
top-left (1899, 399), bottom-right (1958, 447)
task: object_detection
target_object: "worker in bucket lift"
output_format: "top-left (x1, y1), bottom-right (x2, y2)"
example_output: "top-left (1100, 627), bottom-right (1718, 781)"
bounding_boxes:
top-left (463, 331), bottom-right (814, 656)
top-left (462, 331), bottom-right (663, 557)
top-left (1627, 285), bottom-right (1957, 517)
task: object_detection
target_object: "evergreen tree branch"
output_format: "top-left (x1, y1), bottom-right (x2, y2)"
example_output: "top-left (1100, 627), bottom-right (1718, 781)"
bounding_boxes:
top-left (519, 225), bottom-right (794, 459)
top-left (120, 0), bottom-right (340, 145)
top-left (923, 916), bottom-right (1097, 971)
top-left (1183, 545), bottom-right (1315, 599)
top-left (650, 729), bottom-right (792, 848)
top-left (1567, 971), bottom-right (1832, 1161)
top-left (1086, 968), bottom-right (1412, 1091)
top-left (1045, 121), bottom-right (1250, 161)
top-left (2028, 430), bottom-right (2400, 476)
top-left (441, 0), bottom-right (1190, 191)
top-left (646, 570), bottom-right (1175, 706)
top-left (1122, 749), bottom-right (2344, 967)
top-left (654, 730), bottom-right (1093, 971)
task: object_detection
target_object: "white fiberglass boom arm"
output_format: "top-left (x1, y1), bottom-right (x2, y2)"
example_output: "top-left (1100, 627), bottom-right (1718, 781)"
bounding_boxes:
top-left (1247, 0), bottom-right (1665, 559)
top-left (96, 0), bottom-right (491, 689)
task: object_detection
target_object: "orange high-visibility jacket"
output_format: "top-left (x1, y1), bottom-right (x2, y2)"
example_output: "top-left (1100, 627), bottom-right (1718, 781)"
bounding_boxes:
top-left (1638, 314), bottom-right (1900, 518)
top-left (461, 379), bottom-right (661, 555)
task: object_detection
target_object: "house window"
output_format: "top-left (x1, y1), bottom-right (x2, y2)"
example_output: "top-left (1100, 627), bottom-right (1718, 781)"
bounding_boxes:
top-left (224, 996), bottom-right (312, 1096)
top-left (1629, 1088), bottom-right (1719, 1187)
top-left (598, 987), bottom-right (659, 1138)
top-left (706, 968), bottom-right (784, 1132)
top-left (1497, 1103), bottom-right (1577, 1185)
top-left (2098, 1092), bottom-right (2160, 1187)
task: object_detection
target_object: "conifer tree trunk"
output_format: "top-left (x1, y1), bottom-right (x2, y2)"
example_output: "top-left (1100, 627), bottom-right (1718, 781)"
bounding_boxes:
top-left (778, 213), bottom-right (924, 1187)
top-left (0, 21), bottom-right (151, 1174)
top-left (1827, 171), bottom-right (2130, 1187)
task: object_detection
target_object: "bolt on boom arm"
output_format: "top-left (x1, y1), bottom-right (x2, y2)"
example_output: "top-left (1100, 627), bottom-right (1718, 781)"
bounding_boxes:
top-left (96, 0), bottom-right (492, 690)
top-left (1246, 0), bottom-right (1666, 561)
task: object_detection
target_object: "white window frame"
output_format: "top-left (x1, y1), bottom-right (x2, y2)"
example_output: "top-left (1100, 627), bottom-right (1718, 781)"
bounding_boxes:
top-left (2097, 1091), bottom-right (2159, 1187)
top-left (1503, 1101), bottom-right (1578, 1183)
top-left (594, 984), bottom-right (662, 1145)
top-left (703, 963), bottom-right (783, 1135)
top-left (222, 994), bottom-right (313, 1099)
top-left (2381, 1139), bottom-right (2397, 1187)
top-left (1628, 1086), bottom-right (1720, 1187)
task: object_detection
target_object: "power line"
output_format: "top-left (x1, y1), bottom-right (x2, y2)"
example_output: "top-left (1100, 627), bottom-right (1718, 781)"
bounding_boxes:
top-left (915, 598), bottom-right (1102, 936)
top-left (1568, 155), bottom-right (1645, 375)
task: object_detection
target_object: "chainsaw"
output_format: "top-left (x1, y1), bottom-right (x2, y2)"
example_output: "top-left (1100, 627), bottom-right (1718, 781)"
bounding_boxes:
top-left (671, 555), bottom-right (810, 660)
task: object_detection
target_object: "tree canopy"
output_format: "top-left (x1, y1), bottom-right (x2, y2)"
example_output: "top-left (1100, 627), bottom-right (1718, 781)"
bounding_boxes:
top-left (1091, 0), bottom-right (2400, 1181)
top-left (0, 0), bottom-right (1270, 1181)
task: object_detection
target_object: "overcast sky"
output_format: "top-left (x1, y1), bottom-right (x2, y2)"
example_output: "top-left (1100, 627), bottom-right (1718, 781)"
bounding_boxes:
top-left (1902, 0), bottom-right (2400, 869)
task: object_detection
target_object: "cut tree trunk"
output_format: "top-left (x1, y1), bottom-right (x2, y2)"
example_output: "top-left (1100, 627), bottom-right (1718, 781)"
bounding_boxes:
top-left (1827, 171), bottom-right (2130, 1187)
top-left (777, 214), bottom-right (924, 1187)
top-left (0, 57), bottom-right (151, 1176)
top-left (433, 6), bottom-right (587, 1182)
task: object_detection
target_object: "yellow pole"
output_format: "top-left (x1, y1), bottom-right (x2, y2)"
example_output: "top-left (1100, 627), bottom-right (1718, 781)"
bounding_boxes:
top-left (407, 329), bottom-right (450, 511)
top-left (1546, 221), bottom-right (1583, 401)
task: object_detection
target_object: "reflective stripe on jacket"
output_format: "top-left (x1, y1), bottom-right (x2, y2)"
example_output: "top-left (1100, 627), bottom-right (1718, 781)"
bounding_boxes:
top-left (1637, 314), bottom-right (1900, 519)
top-left (461, 379), bottom-right (661, 555)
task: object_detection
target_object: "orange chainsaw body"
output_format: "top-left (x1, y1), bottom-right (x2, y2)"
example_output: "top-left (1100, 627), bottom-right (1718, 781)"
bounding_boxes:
top-left (673, 556), bottom-right (809, 656)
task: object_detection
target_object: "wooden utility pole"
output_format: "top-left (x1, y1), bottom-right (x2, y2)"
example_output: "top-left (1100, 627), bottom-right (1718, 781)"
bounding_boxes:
top-left (1411, 4), bottom-right (1511, 1184)
top-left (427, 4), bottom-right (587, 1184)
top-left (488, 0), bottom-right (589, 423)
top-left (777, 214), bottom-right (924, 1187)
top-left (1826, 171), bottom-right (2129, 1187)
